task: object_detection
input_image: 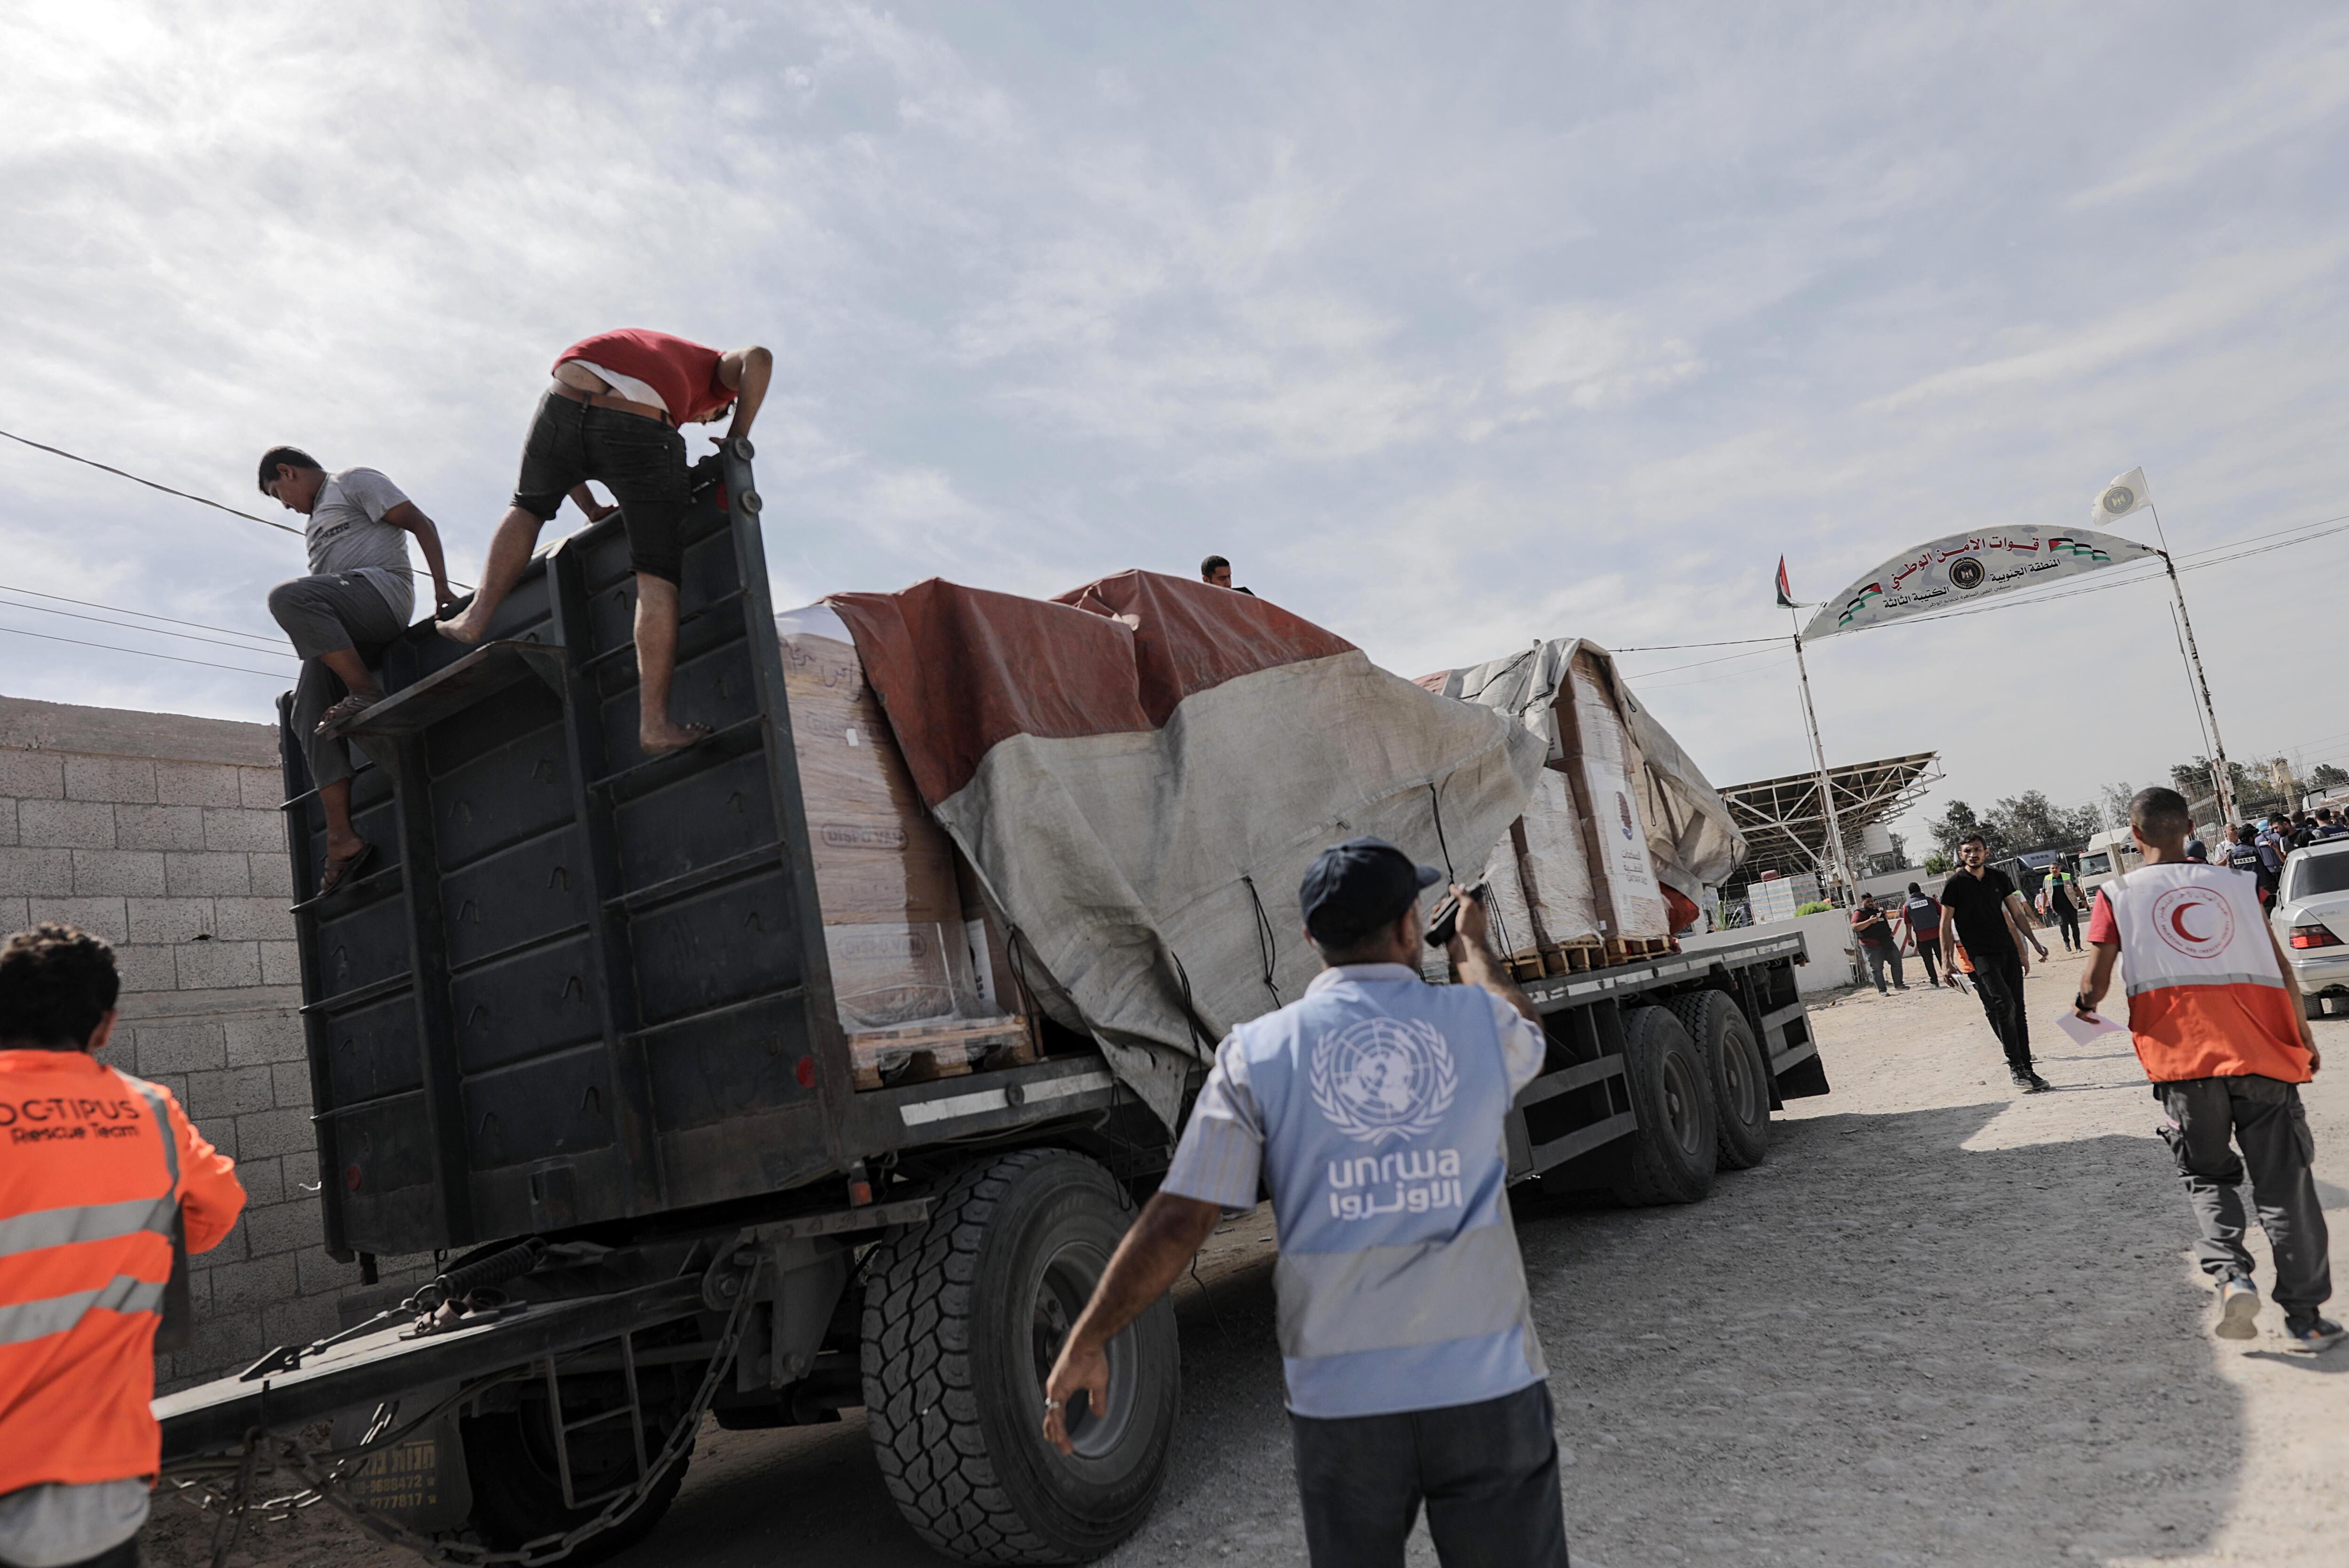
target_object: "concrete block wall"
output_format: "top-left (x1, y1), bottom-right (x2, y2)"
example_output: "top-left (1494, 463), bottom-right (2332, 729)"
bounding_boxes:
top-left (0, 695), bottom-right (423, 1388)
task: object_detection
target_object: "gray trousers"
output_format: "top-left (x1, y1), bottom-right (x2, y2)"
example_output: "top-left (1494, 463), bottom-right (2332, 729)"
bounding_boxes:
top-left (1861, 943), bottom-right (1904, 992)
top-left (266, 573), bottom-right (405, 792)
top-left (2157, 1075), bottom-right (2333, 1316)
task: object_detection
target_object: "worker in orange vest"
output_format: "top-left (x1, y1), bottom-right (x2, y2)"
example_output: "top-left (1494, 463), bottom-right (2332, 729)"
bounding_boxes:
top-left (0, 924), bottom-right (246, 1566)
top-left (2075, 789), bottom-right (2340, 1353)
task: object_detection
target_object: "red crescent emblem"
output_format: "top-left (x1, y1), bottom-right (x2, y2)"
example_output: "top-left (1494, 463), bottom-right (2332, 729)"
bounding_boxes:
top-left (2150, 886), bottom-right (2234, 959)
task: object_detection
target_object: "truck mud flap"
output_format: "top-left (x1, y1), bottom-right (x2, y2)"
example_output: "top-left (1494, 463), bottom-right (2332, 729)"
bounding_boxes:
top-left (1758, 1001), bottom-right (1829, 1100)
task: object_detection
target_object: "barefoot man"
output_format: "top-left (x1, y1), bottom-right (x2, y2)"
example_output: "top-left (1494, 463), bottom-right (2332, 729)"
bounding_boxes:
top-left (437, 329), bottom-right (773, 755)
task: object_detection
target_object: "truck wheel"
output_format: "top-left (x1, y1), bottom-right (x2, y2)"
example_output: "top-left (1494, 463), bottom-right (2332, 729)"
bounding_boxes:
top-left (1670, 989), bottom-right (1770, 1170)
top-left (460, 1405), bottom-right (692, 1564)
top-left (863, 1149), bottom-right (1180, 1564)
top-left (1610, 1005), bottom-right (1718, 1206)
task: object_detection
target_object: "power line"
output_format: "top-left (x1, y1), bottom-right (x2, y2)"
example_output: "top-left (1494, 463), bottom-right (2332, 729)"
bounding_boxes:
top-left (1609, 636), bottom-right (1785, 652)
top-left (0, 622), bottom-right (292, 679)
top-left (0, 427), bottom-right (303, 536)
top-left (0, 594), bottom-right (297, 657)
top-left (1618, 643), bottom-right (1788, 679)
top-left (0, 582), bottom-right (289, 645)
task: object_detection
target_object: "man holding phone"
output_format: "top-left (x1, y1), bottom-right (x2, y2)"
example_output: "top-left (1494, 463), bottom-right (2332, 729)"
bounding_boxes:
top-left (1040, 837), bottom-right (1568, 1565)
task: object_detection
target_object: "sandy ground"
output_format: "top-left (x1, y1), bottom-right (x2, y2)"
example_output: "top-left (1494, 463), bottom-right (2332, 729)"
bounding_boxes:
top-left (146, 947), bottom-right (2349, 1567)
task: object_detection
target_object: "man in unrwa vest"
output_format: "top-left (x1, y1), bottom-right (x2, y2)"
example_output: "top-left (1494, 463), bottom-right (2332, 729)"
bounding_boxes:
top-left (2074, 789), bottom-right (2342, 1354)
top-left (1041, 838), bottom-right (1566, 1566)
top-left (437, 328), bottom-right (775, 757)
top-left (0, 924), bottom-right (246, 1567)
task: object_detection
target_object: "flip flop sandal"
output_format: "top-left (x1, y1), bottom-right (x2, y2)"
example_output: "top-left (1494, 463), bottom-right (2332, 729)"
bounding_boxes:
top-left (319, 839), bottom-right (376, 898)
top-left (641, 722), bottom-right (714, 758)
top-left (316, 691), bottom-right (386, 735)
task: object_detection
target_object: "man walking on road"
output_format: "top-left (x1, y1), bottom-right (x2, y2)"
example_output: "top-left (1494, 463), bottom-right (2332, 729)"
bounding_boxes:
top-left (1042, 838), bottom-right (1568, 1566)
top-left (1902, 880), bottom-right (1943, 987)
top-left (438, 328), bottom-right (774, 757)
top-left (2075, 788), bottom-right (2341, 1353)
top-left (2042, 867), bottom-right (2084, 953)
top-left (1851, 893), bottom-right (1906, 994)
top-left (0, 924), bottom-right (248, 1568)
top-left (1942, 833), bottom-right (2051, 1091)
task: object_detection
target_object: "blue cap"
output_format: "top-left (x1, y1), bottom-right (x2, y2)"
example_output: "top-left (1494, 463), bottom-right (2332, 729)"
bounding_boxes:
top-left (1298, 836), bottom-right (1443, 943)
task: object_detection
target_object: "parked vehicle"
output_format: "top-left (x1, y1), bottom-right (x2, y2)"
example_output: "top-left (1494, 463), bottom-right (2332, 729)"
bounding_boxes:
top-left (2076, 828), bottom-right (2144, 897)
top-left (155, 452), bottom-right (1829, 1564)
top-left (2271, 840), bottom-right (2349, 1019)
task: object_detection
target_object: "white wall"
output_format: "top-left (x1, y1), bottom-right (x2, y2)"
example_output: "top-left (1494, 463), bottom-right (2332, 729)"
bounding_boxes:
top-left (1683, 907), bottom-right (1862, 995)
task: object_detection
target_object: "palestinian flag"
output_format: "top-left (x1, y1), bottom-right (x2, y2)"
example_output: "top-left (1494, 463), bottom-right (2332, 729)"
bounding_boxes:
top-left (1774, 557), bottom-right (1798, 609)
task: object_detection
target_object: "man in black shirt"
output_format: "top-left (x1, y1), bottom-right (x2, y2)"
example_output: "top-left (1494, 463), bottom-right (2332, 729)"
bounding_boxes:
top-left (1940, 833), bottom-right (2051, 1091)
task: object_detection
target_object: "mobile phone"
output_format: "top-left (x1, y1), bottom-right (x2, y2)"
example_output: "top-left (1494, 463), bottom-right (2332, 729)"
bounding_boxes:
top-left (1424, 881), bottom-right (1487, 948)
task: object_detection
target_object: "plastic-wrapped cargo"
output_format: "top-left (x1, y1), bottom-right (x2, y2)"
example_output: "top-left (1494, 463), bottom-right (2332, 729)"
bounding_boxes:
top-left (1422, 638), bottom-right (1742, 951)
top-left (776, 604), bottom-right (1031, 1083)
top-left (1479, 770), bottom-right (1601, 970)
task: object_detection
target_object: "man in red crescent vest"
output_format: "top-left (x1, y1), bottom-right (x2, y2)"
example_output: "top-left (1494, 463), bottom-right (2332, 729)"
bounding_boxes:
top-left (438, 328), bottom-right (774, 757)
top-left (0, 925), bottom-right (247, 1566)
top-left (2076, 787), bottom-right (2341, 1353)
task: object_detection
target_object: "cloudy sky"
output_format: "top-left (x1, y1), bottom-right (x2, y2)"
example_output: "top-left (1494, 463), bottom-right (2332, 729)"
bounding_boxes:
top-left (4, 2), bottom-right (2347, 851)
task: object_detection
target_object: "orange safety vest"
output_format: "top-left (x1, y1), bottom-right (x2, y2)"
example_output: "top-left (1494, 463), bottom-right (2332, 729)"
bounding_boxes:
top-left (2099, 864), bottom-right (2311, 1085)
top-left (0, 1049), bottom-right (245, 1495)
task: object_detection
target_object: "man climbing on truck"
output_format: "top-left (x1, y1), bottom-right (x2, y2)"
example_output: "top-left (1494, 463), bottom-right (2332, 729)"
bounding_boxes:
top-left (257, 446), bottom-right (457, 894)
top-left (1042, 837), bottom-right (1569, 1566)
top-left (437, 328), bottom-right (774, 755)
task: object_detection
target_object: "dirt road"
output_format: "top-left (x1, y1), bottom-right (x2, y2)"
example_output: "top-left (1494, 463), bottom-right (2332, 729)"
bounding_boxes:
top-left (147, 948), bottom-right (2349, 1566)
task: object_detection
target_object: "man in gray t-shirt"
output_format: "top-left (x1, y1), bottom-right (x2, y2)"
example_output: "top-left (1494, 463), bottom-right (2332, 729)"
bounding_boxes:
top-left (258, 446), bottom-right (454, 896)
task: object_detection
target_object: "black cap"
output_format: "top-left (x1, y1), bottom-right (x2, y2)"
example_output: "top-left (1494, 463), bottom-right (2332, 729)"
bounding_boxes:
top-left (1299, 836), bottom-right (1443, 944)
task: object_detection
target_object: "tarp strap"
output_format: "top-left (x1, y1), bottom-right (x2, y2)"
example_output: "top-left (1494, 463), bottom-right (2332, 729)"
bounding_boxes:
top-left (1239, 874), bottom-right (1283, 1007)
top-left (1427, 781), bottom-right (1456, 880)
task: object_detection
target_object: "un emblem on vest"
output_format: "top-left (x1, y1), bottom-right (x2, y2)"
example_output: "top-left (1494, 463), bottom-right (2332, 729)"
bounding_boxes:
top-left (1309, 1017), bottom-right (1459, 1144)
top-left (2150, 885), bottom-right (2234, 959)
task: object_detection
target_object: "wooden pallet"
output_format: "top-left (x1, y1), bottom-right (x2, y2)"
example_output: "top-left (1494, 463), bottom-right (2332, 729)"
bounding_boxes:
top-left (850, 1014), bottom-right (1038, 1091)
top-left (1601, 936), bottom-right (1673, 966)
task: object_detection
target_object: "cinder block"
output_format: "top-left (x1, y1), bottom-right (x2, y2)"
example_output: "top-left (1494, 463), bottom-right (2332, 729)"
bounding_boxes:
top-left (63, 755), bottom-right (158, 804)
top-left (109, 943), bottom-right (179, 994)
top-left (202, 808), bottom-right (285, 853)
top-left (155, 761), bottom-right (244, 808)
top-left (113, 804), bottom-right (207, 852)
top-left (184, 1065), bottom-right (277, 1120)
top-left (210, 896), bottom-right (294, 941)
top-left (225, 1011), bottom-right (307, 1067)
top-left (0, 897), bottom-right (28, 936)
top-left (183, 1313), bottom-right (264, 1374)
top-left (0, 752), bottom-right (65, 799)
top-left (139, 1072), bottom-right (189, 1108)
top-left (247, 852), bottom-right (295, 900)
top-left (239, 767), bottom-right (288, 812)
top-left (259, 940), bottom-right (302, 987)
top-left (133, 1022), bottom-right (227, 1075)
top-left (244, 1196), bottom-right (326, 1258)
top-left (269, 1060), bottom-right (316, 1112)
top-left (127, 897), bottom-right (215, 944)
top-left (0, 848), bottom-right (74, 897)
top-left (17, 798), bottom-right (118, 850)
top-left (163, 852), bottom-right (251, 897)
top-left (31, 896), bottom-right (129, 945)
top-left (235, 1105), bottom-right (317, 1161)
top-left (207, 1249), bottom-right (298, 1314)
top-left (296, 1245), bottom-right (361, 1297)
top-left (262, 1292), bottom-right (340, 1348)
top-left (68, 849), bottom-right (165, 897)
top-left (174, 939), bottom-right (263, 991)
top-left (0, 801), bottom-right (15, 847)
top-left (234, 1154), bottom-right (288, 1207)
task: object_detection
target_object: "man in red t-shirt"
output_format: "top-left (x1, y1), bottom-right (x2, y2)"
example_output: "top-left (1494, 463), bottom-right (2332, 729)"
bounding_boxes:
top-left (439, 329), bottom-right (773, 755)
top-left (2076, 785), bottom-right (2339, 1353)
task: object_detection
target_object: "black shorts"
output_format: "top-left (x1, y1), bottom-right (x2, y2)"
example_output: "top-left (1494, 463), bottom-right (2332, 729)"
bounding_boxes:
top-left (511, 389), bottom-right (690, 582)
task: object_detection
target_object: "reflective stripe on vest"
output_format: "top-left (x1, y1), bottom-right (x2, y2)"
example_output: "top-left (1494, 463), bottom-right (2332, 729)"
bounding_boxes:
top-left (0, 1276), bottom-right (167, 1346)
top-left (0, 1196), bottom-right (176, 1258)
top-left (2103, 866), bottom-right (2282, 998)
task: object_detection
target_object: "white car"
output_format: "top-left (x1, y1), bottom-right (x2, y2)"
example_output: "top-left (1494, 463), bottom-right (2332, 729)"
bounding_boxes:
top-left (2270, 838), bottom-right (2349, 1018)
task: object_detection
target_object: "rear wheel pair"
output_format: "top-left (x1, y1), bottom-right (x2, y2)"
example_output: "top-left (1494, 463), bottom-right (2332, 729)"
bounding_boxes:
top-left (1610, 992), bottom-right (1772, 1205)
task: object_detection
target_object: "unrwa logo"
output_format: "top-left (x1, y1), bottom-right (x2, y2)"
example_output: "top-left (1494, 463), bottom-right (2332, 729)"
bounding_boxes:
top-left (1309, 1016), bottom-right (1458, 1144)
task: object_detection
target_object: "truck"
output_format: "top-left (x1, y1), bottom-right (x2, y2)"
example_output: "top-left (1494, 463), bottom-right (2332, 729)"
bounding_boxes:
top-left (155, 446), bottom-right (1830, 1564)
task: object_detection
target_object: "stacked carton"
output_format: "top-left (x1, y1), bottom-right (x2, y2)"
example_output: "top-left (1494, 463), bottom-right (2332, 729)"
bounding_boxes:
top-left (1556, 648), bottom-right (1671, 946)
top-left (775, 605), bottom-right (1034, 1085)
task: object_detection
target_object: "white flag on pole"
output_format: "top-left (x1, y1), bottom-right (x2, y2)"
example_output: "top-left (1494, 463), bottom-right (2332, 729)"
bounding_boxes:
top-left (2092, 467), bottom-right (2152, 526)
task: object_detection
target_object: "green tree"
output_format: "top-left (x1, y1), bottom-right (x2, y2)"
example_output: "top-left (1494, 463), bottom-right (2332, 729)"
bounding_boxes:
top-left (1927, 799), bottom-right (2004, 860)
top-left (2170, 756), bottom-right (2254, 805)
top-left (2311, 763), bottom-right (2349, 790)
top-left (1921, 852), bottom-right (1952, 875)
top-left (1985, 790), bottom-right (2100, 853)
top-left (2097, 781), bottom-right (2134, 830)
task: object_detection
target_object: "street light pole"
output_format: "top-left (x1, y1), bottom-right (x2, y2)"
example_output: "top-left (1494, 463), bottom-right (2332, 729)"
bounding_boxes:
top-left (2147, 500), bottom-right (2235, 826)
top-left (1789, 617), bottom-right (1857, 903)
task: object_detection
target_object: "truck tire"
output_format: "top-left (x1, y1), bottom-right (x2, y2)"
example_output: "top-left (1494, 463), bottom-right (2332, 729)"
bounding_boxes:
top-left (1610, 1005), bottom-right (1718, 1206)
top-left (862, 1150), bottom-right (1180, 1564)
top-left (460, 1406), bottom-right (692, 1564)
top-left (1670, 989), bottom-right (1770, 1170)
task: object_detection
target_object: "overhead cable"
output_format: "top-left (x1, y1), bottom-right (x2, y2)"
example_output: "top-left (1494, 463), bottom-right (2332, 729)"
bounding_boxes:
top-left (0, 594), bottom-right (297, 657)
top-left (0, 582), bottom-right (290, 646)
top-left (0, 622), bottom-right (293, 678)
top-left (0, 427), bottom-right (303, 536)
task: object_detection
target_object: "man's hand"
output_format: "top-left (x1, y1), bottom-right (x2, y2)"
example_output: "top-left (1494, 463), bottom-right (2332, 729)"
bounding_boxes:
top-left (1043, 1339), bottom-right (1110, 1457)
top-left (433, 581), bottom-right (460, 615)
top-left (1450, 880), bottom-right (1490, 957)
